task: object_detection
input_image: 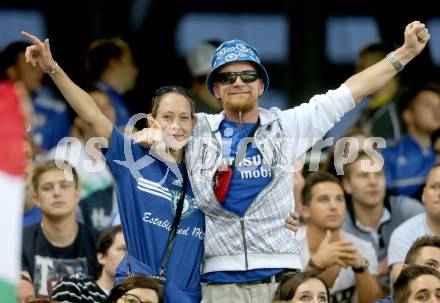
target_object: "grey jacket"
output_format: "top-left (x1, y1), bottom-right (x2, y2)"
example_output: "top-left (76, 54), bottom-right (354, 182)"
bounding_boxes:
top-left (186, 84), bottom-right (354, 274)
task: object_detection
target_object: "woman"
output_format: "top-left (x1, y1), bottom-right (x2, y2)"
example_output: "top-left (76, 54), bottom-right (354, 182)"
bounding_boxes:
top-left (21, 32), bottom-right (203, 303)
top-left (272, 271), bottom-right (329, 303)
top-left (106, 275), bottom-right (163, 303)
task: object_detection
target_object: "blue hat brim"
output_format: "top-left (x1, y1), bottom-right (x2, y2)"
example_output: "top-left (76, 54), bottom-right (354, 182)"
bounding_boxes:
top-left (207, 60), bottom-right (270, 97)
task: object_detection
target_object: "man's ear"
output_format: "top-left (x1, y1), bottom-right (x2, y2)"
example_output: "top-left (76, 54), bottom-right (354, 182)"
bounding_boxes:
top-left (6, 66), bottom-right (18, 81)
top-left (33, 192), bottom-right (41, 208)
top-left (258, 79), bottom-right (264, 97)
top-left (342, 177), bottom-right (352, 195)
top-left (213, 84), bottom-right (221, 99)
top-left (97, 252), bottom-right (106, 266)
top-left (301, 205), bottom-right (310, 220)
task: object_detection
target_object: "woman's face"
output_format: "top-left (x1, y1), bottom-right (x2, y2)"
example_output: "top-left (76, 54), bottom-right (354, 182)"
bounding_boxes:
top-left (152, 92), bottom-right (195, 149)
top-left (116, 288), bottom-right (159, 303)
top-left (291, 278), bottom-right (328, 303)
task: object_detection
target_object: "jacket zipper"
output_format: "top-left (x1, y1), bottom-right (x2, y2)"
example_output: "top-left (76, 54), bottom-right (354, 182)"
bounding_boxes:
top-left (240, 217), bottom-right (248, 270)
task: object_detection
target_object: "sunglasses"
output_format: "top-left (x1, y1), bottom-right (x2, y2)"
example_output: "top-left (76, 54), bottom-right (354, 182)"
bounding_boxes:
top-left (217, 70), bottom-right (258, 84)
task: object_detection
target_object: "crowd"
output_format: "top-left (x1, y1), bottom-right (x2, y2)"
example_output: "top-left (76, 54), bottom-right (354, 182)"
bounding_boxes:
top-left (1, 19), bottom-right (440, 303)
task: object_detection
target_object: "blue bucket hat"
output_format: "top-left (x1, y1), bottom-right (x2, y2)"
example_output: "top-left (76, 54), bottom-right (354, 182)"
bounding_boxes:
top-left (207, 39), bottom-right (269, 96)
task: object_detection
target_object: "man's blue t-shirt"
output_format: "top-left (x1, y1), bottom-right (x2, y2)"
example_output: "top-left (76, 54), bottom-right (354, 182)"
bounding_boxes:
top-left (32, 87), bottom-right (71, 151)
top-left (97, 82), bottom-right (131, 127)
top-left (104, 127), bottom-right (204, 303)
top-left (202, 120), bottom-right (283, 283)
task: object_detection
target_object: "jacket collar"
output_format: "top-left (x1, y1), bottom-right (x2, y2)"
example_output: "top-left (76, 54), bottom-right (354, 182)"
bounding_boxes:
top-left (206, 107), bottom-right (279, 133)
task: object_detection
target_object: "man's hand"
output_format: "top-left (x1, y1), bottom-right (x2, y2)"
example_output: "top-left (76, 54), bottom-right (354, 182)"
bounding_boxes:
top-left (311, 230), bottom-right (357, 269)
top-left (285, 211), bottom-right (300, 232)
top-left (402, 21), bottom-right (430, 56)
top-left (21, 31), bottom-right (56, 73)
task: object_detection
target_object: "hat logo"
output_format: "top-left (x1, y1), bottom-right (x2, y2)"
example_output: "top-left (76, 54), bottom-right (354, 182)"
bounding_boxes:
top-left (225, 53), bottom-right (238, 62)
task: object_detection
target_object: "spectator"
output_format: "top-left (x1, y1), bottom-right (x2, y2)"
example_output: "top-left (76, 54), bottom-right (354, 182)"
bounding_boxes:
top-left (51, 225), bottom-right (126, 302)
top-left (375, 235), bottom-right (440, 303)
top-left (106, 275), bottom-right (163, 303)
top-left (299, 171), bottom-right (382, 303)
top-left (186, 40), bottom-right (222, 114)
top-left (20, 160), bottom-right (99, 298)
top-left (388, 164), bottom-right (440, 281)
top-left (0, 41), bottom-right (71, 152)
top-left (86, 38), bottom-right (139, 127)
top-left (46, 89), bottom-right (117, 230)
top-left (272, 271), bottom-right (329, 303)
top-left (342, 151), bottom-right (425, 286)
top-left (326, 42), bottom-right (404, 144)
top-left (393, 265), bottom-right (440, 303)
top-left (382, 83), bottom-right (440, 199)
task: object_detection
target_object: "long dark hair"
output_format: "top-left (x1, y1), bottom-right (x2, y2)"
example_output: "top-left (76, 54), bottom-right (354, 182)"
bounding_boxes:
top-left (106, 275), bottom-right (163, 303)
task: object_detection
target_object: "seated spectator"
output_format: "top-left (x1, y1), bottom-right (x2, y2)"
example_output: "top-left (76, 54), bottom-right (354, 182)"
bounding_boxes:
top-left (375, 235), bottom-right (440, 303)
top-left (50, 225), bottom-right (126, 302)
top-left (322, 127), bottom-right (372, 177)
top-left (272, 271), bottom-right (329, 303)
top-left (393, 265), bottom-right (440, 303)
top-left (20, 160), bottom-right (99, 298)
top-left (46, 90), bottom-right (117, 230)
top-left (342, 151), bottom-right (425, 286)
top-left (0, 41), bottom-right (71, 152)
top-left (106, 275), bottom-right (163, 303)
top-left (326, 42), bottom-right (404, 144)
top-left (298, 171), bottom-right (382, 303)
top-left (388, 164), bottom-right (440, 281)
top-left (382, 83), bottom-right (440, 199)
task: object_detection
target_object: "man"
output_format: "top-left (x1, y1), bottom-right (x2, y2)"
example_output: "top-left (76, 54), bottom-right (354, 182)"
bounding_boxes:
top-left (393, 265), bottom-right (440, 303)
top-left (388, 164), bottom-right (440, 281)
top-left (0, 41), bottom-right (71, 151)
top-left (382, 83), bottom-right (440, 198)
top-left (186, 40), bottom-right (222, 114)
top-left (20, 160), bottom-right (99, 298)
top-left (342, 151), bottom-right (425, 282)
top-left (298, 171), bottom-right (382, 303)
top-left (182, 21), bottom-right (429, 302)
top-left (85, 38), bottom-right (139, 127)
top-left (51, 225), bottom-right (126, 302)
top-left (327, 42), bottom-right (404, 143)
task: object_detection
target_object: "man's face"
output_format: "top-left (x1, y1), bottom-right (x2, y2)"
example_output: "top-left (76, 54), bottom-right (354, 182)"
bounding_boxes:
top-left (343, 157), bottom-right (386, 208)
top-left (100, 232), bottom-right (127, 279)
top-left (212, 61), bottom-right (264, 114)
top-left (33, 168), bottom-right (80, 218)
top-left (413, 246), bottom-right (440, 271)
top-left (303, 181), bottom-right (346, 230)
top-left (423, 167), bottom-right (440, 222)
top-left (406, 91), bottom-right (440, 135)
top-left (408, 274), bottom-right (440, 303)
top-left (116, 49), bottom-right (139, 92)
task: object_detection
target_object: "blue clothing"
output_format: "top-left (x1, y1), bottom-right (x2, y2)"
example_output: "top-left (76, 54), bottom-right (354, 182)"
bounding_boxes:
top-left (382, 134), bottom-right (435, 197)
top-left (32, 87), bottom-right (71, 151)
top-left (203, 119), bottom-right (283, 283)
top-left (97, 82), bottom-right (131, 127)
top-left (104, 127), bottom-right (204, 303)
top-left (375, 296), bottom-right (393, 303)
top-left (22, 206), bottom-right (42, 228)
